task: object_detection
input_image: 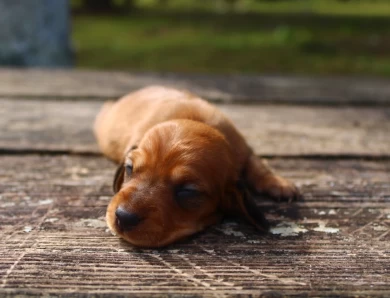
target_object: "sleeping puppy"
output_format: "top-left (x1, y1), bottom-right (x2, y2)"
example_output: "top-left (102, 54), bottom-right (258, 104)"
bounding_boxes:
top-left (94, 86), bottom-right (300, 247)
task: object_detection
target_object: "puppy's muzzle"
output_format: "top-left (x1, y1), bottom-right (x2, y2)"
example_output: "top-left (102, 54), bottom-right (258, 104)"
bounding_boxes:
top-left (115, 207), bottom-right (142, 231)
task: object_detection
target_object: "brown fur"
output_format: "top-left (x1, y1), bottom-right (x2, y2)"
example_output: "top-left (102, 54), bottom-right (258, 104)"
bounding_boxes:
top-left (94, 86), bottom-right (300, 247)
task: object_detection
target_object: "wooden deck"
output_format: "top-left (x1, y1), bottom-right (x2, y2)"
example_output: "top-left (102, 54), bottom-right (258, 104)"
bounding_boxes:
top-left (0, 69), bottom-right (389, 297)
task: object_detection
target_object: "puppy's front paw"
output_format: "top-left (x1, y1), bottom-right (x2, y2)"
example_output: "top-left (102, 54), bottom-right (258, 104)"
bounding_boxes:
top-left (261, 175), bottom-right (301, 202)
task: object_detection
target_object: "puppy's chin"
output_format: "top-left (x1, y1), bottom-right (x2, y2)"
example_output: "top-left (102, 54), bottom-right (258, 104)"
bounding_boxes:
top-left (120, 227), bottom-right (200, 248)
top-left (106, 201), bottom-right (202, 248)
top-left (106, 212), bottom-right (199, 248)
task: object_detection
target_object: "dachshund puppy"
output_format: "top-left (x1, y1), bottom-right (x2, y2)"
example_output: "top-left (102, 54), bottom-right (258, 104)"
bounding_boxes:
top-left (94, 86), bottom-right (300, 247)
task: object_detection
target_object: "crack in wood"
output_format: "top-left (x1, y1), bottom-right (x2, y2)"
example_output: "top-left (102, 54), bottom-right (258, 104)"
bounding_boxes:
top-left (350, 213), bottom-right (385, 235)
top-left (149, 253), bottom-right (217, 291)
top-left (1, 204), bottom-right (53, 288)
top-left (177, 254), bottom-right (242, 291)
top-left (199, 245), bottom-right (307, 287)
top-left (2, 148), bottom-right (390, 162)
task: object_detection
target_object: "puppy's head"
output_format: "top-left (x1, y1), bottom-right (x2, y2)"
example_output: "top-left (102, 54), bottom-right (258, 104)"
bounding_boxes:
top-left (107, 119), bottom-right (267, 247)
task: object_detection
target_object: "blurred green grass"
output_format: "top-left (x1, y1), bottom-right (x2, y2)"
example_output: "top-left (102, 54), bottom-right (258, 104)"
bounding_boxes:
top-left (136, 0), bottom-right (390, 16)
top-left (72, 0), bottom-right (390, 76)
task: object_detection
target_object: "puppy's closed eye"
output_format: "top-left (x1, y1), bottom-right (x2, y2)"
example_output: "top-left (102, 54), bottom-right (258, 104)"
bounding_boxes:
top-left (174, 184), bottom-right (203, 209)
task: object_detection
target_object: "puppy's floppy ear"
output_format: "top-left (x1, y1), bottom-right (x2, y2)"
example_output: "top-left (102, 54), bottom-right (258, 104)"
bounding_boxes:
top-left (113, 163), bottom-right (125, 193)
top-left (112, 146), bottom-right (137, 194)
top-left (223, 180), bottom-right (270, 232)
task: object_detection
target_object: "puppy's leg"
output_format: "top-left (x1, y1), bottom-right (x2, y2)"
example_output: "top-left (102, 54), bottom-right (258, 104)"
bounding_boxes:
top-left (245, 154), bottom-right (300, 202)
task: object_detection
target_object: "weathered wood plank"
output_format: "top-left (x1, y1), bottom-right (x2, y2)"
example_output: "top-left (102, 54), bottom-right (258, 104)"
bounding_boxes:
top-left (1, 98), bottom-right (389, 156)
top-left (0, 155), bottom-right (389, 296)
top-left (1, 68), bottom-right (390, 104)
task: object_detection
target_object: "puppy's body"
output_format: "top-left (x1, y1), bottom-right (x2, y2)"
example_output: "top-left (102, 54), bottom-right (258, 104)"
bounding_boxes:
top-left (95, 86), bottom-right (249, 166)
top-left (94, 86), bottom-right (299, 247)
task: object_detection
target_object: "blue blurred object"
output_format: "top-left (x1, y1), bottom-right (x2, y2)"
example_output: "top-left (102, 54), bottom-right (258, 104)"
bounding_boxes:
top-left (0, 0), bottom-right (73, 67)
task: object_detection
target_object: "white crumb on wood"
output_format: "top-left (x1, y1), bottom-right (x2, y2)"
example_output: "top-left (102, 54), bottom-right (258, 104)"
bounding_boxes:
top-left (23, 226), bottom-right (33, 233)
top-left (270, 222), bottom-right (308, 237)
top-left (313, 221), bottom-right (339, 234)
top-left (373, 225), bottom-right (388, 231)
top-left (76, 218), bottom-right (107, 229)
top-left (38, 199), bottom-right (53, 205)
top-left (221, 226), bottom-right (245, 237)
top-left (1, 202), bottom-right (15, 207)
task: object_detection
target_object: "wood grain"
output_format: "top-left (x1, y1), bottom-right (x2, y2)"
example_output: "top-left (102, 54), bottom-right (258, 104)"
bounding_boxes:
top-left (1, 68), bottom-right (389, 297)
top-left (0, 155), bottom-right (389, 297)
top-left (1, 68), bottom-right (390, 104)
top-left (1, 98), bottom-right (389, 156)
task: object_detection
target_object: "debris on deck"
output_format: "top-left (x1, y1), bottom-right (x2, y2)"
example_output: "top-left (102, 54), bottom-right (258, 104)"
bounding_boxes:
top-left (0, 69), bottom-right (389, 297)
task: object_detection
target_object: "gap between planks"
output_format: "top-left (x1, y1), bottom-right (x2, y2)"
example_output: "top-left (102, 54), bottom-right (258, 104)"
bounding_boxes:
top-left (1, 148), bottom-right (390, 161)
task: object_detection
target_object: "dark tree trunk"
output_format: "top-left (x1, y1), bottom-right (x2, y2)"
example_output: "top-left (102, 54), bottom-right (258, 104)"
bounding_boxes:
top-left (83, 0), bottom-right (114, 12)
top-left (82, 0), bottom-right (135, 12)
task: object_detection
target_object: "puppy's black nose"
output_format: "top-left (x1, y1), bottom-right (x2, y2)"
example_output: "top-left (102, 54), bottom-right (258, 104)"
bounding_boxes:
top-left (115, 207), bottom-right (141, 231)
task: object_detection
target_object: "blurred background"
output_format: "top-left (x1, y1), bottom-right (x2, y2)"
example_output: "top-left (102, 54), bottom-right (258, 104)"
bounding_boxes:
top-left (1, 0), bottom-right (390, 77)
